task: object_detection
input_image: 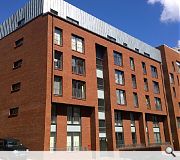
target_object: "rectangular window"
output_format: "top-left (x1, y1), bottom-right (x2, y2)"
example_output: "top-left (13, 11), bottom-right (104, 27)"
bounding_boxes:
top-left (172, 62), bottom-right (175, 72)
top-left (15, 38), bottom-right (23, 48)
top-left (11, 82), bottom-right (21, 92)
top-left (9, 107), bottom-right (19, 117)
top-left (54, 28), bottom-right (62, 46)
top-left (114, 51), bottom-right (123, 66)
top-left (72, 56), bottom-right (85, 75)
top-left (66, 16), bottom-right (79, 25)
top-left (135, 48), bottom-right (139, 52)
top-left (115, 111), bottom-right (123, 127)
top-left (131, 74), bottom-right (137, 89)
top-left (144, 78), bottom-right (149, 91)
top-left (176, 61), bottom-right (180, 73)
top-left (17, 18), bottom-right (25, 27)
top-left (107, 35), bottom-right (116, 42)
top-left (154, 132), bottom-right (161, 144)
top-left (177, 118), bottom-right (180, 128)
top-left (169, 73), bottom-right (174, 84)
top-left (155, 97), bottom-right (162, 111)
top-left (99, 120), bottom-right (106, 133)
top-left (13, 59), bottom-right (22, 69)
top-left (116, 89), bottom-right (126, 105)
top-left (133, 93), bottom-right (139, 107)
top-left (72, 80), bottom-right (86, 99)
top-left (54, 51), bottom-right (62, 69)
top-left (130, 113), bottom-right (135, 127)
top-left (142, 62), bottom-right (147, 75)
top-left (123, 43), bottom-right (127, 47)
top-left (153, 116), bottom-right (159, 127)
top-left (130, 57), bottom-right (135, 70)
top-left (53, 76), bottom-right (62, 96)
top-left (151, 66), bottom-right (158, 78)
top-left (116, 132), bottom-right (124, 148)
top-left (177, 76), bottom-right (180, 85)
top-left (67, 107), bottom-right (81, 125)
top-left (71, 35), bottom-right (84, 53)
top-left (144, 52), bottom-right (150, 57)
top-left (97, 78), bottom-right (104, 90)
top-left (50, 9), bottom-right (58, 15)
top-left (145, 95), bottom-right (151, 109)
top-left (173, 87), bottom-right (176, 97)
top-left (153, 81), bottom-right (160, 94)
top-left (115, 70), bottom-right (124, 85)
top-left (130, 113), bottom-right (137, 144)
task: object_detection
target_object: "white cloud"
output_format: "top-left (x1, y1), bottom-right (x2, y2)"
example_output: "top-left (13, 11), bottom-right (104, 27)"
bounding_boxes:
top-left (147, 0), bottom-right (180, 22)
top-left (178, 40), bottom-right (180, 47)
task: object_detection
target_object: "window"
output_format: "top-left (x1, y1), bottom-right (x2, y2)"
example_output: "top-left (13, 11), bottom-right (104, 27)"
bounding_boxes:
top-left (142, 62), bottom-right (147, 75)
top-left (151, 66), bottom-right (158, 78)
top-left (152, 116), bottom-right (159, 127)
top-left (115, 111), bottom-right (123, 127)
top-left (54, 51), bottom-right (62, 69)
top-left (67, 107), bottom-right (81, 125)
top-left (50, 9), bottom-right (58, 15)
top-left (71, 35), bottom-right (84, 53)
top-left (99, 120), bottom-right (106, 133)
top-left (115, 70), bottom-right (124, 85)
top-left (9, 107), bottom-right (19, 117)
top-left (173, 87), bottom-right (176, 97)
top-left (54, 28), bottom-right (62, 46)
top-left (130, 57), bottom-right (135, 71)
top-left (144, 52), bottom-right (150, 57)
top-left (145, 95), bottom-right (151, 109)
top-left (96, 58), bottom-right (103, 70)
top-left (13, 59), bottom-right (22, 69)
top-left (172, 62), bottom-right (175, 72)
top-left (53, 76), bottom-right (62, 96)
top-left (66, 17), bottom-right (79, 25)
top-left (15, 38), bottom-right (23, 48)
top-left (133, 93), bottom-right (139, 107)
top-left (116, 132), bottom-right (124, 148)
top-left (107, 35), bottom-right (116, 42)
top-left (98, 99), bottom-right (105, 112)
top-left (130, 113), bottom-right (137, 144)
top-left (114, 51), bottom-right (122, 66)
top-left (72, 80), bottom-right (86, 99)
top-left (169, 73), bottom-right (174, 84)
top-left (116, 89), bottom-right (126, 105)
top-left (11, 82), bottom-right (21, 92)
top-left (177, 118), bottom-right (180, 128)
top-left (130, 113), bottom-right (135, 127)
top-left (144, 78), bottom-right (149, 91)
top-left (153, 81), bottom-right (160, 94)
top-left (17, 18), bottom-right (25, 27)
top-left (154, 132), bottom-right (161, 144)
top-left (135, 48), bottom-right (139, 52)
top-left (97, 78), bottom-right (104, 90)
top-left (72, 56), bottom-right (85, 75)
top-left (155, 97), bottom-right (162, 111)
top-left (177, 76), bottom-right (180, 85)
top-left (176, 61), bottom-right (180, 73)
top-left (123, 43), bottom-right (127, 47)
top-left (131, 74), bottom-right (137, 89)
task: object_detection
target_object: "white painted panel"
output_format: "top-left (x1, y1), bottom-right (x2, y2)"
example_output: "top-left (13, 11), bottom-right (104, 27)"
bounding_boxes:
top-left (99, 133), bottom-right (106, 138)
top-left (153, 128), bottom-right (160, 133)
top-left (51, 125), bottom-right (56, 132)
top-left (96, 69), bottom-right (103, 78)
top-left (131, 127), bottom-right (136, 133)
top-left (50, 137), bottom-right (55, 149)
top-left (98, 112), bottom-right (105, 120)
top-left (98, 90), bottom-right (104, 99)
top-left (115, 127), bottom-right (123, 132)
top-left (67, 125), bottom-right (81, 132)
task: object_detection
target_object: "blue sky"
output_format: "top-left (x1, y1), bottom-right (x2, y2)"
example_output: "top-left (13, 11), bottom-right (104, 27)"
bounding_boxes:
top-left (0, 0), bottom-right (179, 48)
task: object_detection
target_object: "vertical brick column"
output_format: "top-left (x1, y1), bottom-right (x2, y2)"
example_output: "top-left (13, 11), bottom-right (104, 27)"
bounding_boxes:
top-left (123, 112), bottom-right (132, 145)
top-left (139, 113), bottom-right (147, 146)
top-left (147, 117), bottom-right (155, 144)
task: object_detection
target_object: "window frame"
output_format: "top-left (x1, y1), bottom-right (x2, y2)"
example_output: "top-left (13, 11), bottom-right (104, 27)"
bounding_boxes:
top-left (71, 35), bottom-right (84, 53)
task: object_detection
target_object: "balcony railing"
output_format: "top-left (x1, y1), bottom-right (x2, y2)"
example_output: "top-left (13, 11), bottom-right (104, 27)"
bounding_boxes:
top-left (117, 143), bottom-right (146, 149)
top-left (50, 146), bottom-right (88, 151)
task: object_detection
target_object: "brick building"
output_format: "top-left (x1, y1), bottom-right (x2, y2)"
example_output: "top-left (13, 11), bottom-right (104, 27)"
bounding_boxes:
top-left (0, 0), bottom-right (178, 151)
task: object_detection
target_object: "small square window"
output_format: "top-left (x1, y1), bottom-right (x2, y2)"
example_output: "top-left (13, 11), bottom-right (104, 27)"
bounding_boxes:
top-left (9, 107), bottom-right (19, 117)
top-left (50, 9), bottom-right (58, 15)
top-left (107, 35), bottom-right (116, 42)
top-left (66, 16), bottom-right (79, 25)
top-left (17, 18), bottom-right (25, 27)
top-left (13, 59), bottom-right (22, 69)
top-left (144, 52), bottom-right (150, 57)
top-left (11, 82), bottom-right (21, 92)
top-left (135, 48), bottom-right (139, 52)
top-left (15, 38), bottom-right (24, 48)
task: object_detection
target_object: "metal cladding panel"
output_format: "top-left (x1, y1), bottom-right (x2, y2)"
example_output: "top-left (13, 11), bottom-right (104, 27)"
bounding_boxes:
top-left (0, 0), bottom-right (43, 39)
top-left (0, 0), bottom-right (161, 62)
top-left (43, 0), bottom-right (161, 62)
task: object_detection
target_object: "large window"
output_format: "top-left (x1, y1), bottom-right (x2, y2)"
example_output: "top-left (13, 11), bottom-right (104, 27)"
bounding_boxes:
top-left (153, 81), bottom-right (160, 94)
top-left (115, 111), bottom-right (123, 127)
top-left (115, 70), bottom-right (124, 85)
top-left (11, 82), bottom-right (21, 92)
top-left (130, 57), bottom-right (135, 71)
top-left (114, 51), bottom-right (123, 66)
top-left (131, 74), bottom-right (137, 89)
top-left (72, 80), bottom-right (86, 99)
top-left (97, 78), bottom-right (104, 90)
top-left (144, 78), bottom-right (149, 91)
top-left (72, 56), bottom-right (85, 75)
top-left (133, 93), bottom-right (139, 107)
top-left (71, 35), bottom-right (84, 53)
top-left (177, 118), bottom-right (180, 128)
top-left (54, 51), bottom-right (62, 69)
top-left (67, 107), bottom-right (81, 125)
top-left (142, 62), bottom-right (147, 75)
top-left (130, 113), bottom-right (137, 144)
top-left (169, 73), bottom-right (174, 84)
top-left (152, 116), bottom-right (161, 144)
top-left (176, 61), bottom-right (180, 73)
top-left (145, 95), bottom-right (151, 109)
top-left (154, 97), bottom-right (162, 111)
top-left (116, 132), bottom-right (124, 148)
top-left (154, 132), bottom-right (161, 144)
top-left (116, 89), bottom-right (126, 105)
top-left (151, 66), bottom-right (158, 78)
top-left (54, 28), bottom-right (62, 46)
top-left (53, 76), bottom-right (62, 96)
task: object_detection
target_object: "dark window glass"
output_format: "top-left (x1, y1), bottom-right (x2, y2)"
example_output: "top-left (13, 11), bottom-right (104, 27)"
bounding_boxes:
top-left (53, 76), bottom-right (62, 96)
top-left (11, 82), bottom-right (21, 92)
top-left (72, 80), bottom-right (86, 99)
top-left (72, 56), bottom-right (85, 75)
top-left (54, 51), bottom-right (62, 69)
top-left (132, 74), bottom-right (137, 89)
top-left (153, 81), bottom-right (160, 94)
top-left (130, 57), bottom-right (135, 70)
top-left (144, 78), bottom-right (149, 91)
top-left (154, 98), bottom-right (162, 111)
top-left (15, 38), bottom-right (23, 48)
top-left (9, 107), bottom-right (19, 117)
top-left (133, 93), bottom-right (139, 107)
top-left (142, 62), bottom-right (147, 75)
top-left (114, 51), bottom-right (122, 66)
top-left (13, 59), bottom-right (22, 69)
top-left (151, 66), bottom-right (158, 78)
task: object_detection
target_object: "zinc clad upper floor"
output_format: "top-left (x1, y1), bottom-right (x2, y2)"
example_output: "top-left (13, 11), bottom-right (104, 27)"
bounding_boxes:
top-left (0, 0), bottom-right (161, 62)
